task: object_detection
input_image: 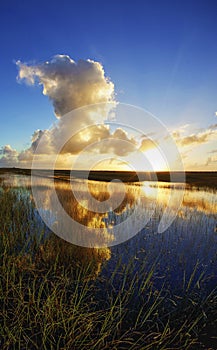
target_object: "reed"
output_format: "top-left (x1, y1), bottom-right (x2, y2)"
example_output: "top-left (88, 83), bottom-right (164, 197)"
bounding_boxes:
top-left (0, 183), bottom-right (216, 349)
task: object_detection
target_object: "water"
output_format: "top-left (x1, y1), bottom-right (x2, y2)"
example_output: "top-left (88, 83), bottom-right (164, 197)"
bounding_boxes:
top-left (1, 173), bottom-right (217, 292)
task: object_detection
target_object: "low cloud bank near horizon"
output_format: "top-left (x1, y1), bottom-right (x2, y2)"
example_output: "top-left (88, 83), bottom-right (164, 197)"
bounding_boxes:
top-left (0, 54), bottom-right (216, 170)
top-left (0, 55), bottom-right (155, 169)
top-left (176, 125), bottom-right (217, 147)
top-left (0, 145), bottom-right (18, 166)
top-left (171, 123), bottom-right (217, 169)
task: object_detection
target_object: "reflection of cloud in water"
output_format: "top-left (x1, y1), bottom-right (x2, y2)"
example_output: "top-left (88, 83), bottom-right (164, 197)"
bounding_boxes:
top-left (1, 174), bottom-right (216, 281)
top-left (1, 174), bottom-right (216, 219)
top-left (1, 173), bottom-right (216, 290)
top-left (1, 174), bottom-right (216, 246)
top-left (36, 233), bottom-right (111, 278)
top-left (33, 178), bottom-right (143, 246)
top-left (141, 182), bottom-right (217, 215)
top-left (182, 190), bottom-right (217, 215)
top-left (0, 174), bottom-right (32, 188)
top-left (0, 174), bottom-right (111, 277)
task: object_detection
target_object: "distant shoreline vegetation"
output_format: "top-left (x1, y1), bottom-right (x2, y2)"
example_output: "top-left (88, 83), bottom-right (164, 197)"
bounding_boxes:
top-left (0, 167), bottom-right (217, 189)
top-left (1, 171), bottom-right (217, 349)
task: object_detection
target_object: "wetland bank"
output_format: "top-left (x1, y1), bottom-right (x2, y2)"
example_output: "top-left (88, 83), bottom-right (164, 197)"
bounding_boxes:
top-left (0, 169), bottom-right (217, 349)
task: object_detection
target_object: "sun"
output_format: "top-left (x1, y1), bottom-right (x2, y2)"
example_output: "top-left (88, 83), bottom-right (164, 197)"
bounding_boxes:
top-left (87, 147), bottom-right (169, 172)
top-left (120, 148), bottom-right (168, 172)
top-left (142, 148), bottom-right (168, 171)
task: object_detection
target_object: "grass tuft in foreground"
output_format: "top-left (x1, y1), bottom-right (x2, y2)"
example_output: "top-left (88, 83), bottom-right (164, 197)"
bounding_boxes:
top-left (0, 186), bottom-right (217, 349)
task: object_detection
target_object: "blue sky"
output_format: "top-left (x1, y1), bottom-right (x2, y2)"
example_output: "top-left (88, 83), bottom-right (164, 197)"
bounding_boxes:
top-left (0, 0), bottom-right (217, 170)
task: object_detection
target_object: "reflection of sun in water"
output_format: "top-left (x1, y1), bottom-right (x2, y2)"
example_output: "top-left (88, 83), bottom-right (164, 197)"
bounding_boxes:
top-left (141, 183), bottom-right (158, 198)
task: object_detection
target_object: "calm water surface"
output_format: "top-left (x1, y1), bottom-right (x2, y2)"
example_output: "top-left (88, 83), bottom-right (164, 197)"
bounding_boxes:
top-left (1, 173), bottom-right (217, 292)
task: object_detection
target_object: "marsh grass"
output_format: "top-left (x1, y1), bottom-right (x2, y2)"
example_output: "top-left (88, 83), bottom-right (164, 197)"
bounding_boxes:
top-left (0, 184), bottom-right (217, 349)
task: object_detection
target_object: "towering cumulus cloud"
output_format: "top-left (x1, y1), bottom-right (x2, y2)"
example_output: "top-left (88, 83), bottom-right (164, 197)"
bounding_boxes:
top-left (17, 55), bottom-right (115, 117)
top-left (1, 54), bottom-right (140, 168)
top-left (1, 54), bottom-right (216, 170)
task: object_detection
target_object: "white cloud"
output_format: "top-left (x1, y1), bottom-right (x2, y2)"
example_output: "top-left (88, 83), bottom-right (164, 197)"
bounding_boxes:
top-left (206, 155), bottom-right (217, 166)
top-left (0, 144), bottom-right (17, 156)
top-left (2, 54), bottom-right (184, 170)
top-left (0, 145), bottom-right (18, 167)
top-left (17, 55), bottom-right (115, 117)
top-left (173, 125), bottom-right (217, 147)
top-left (11, 55), bottom-right (145, 168)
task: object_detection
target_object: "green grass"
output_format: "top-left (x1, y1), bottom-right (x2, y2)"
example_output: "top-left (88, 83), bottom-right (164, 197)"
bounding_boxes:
top-left (0, 184), bottom-right (217, 349)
